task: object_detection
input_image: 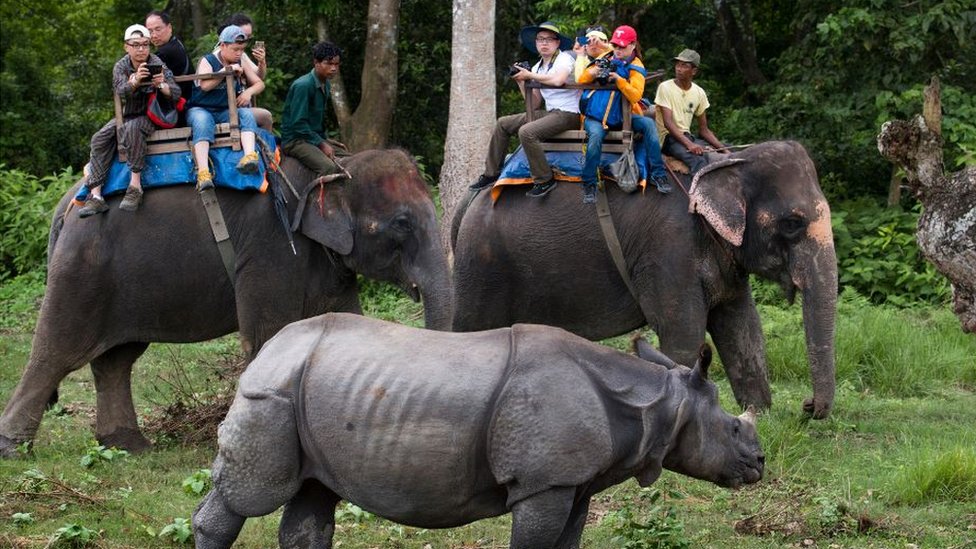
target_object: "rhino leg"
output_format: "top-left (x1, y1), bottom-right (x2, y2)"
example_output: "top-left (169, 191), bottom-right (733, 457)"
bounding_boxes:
top-left (278, 479), bottom-right (340, 549)
top-left (509, 486), bottom-right (575, 549)
top-left (193, 489), bottom-right (245, 549)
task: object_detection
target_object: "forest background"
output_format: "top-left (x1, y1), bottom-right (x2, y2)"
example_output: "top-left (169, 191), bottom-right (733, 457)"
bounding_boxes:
top-left (1, 1), bottom-right (976, 547)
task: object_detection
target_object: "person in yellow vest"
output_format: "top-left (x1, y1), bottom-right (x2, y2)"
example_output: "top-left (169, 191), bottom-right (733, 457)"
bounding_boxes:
top-left (654, 49), bottom-right (726, 174)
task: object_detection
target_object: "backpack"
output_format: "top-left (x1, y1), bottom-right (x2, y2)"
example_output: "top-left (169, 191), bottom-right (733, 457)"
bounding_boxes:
top-left (579, 57), bottom-right (647, 129)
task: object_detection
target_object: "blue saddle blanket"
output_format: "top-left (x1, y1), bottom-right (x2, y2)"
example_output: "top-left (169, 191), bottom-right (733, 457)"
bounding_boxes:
top-left (496, 146), bottom-right (630, 185)
top-left (75, 129), bottom-right (276, 202)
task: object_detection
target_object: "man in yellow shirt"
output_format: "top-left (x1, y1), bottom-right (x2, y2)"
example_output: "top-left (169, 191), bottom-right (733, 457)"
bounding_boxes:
top-left (654, 49), bottom-right (726, 174)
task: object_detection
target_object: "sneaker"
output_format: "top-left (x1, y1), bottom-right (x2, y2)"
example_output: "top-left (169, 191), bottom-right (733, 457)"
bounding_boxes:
top-left (236, 151), bottom-right (260, 174)
top-left (78, 195), bottom-right (108, 218)
top-left (196, 171), bottom-right (214, 191)
top-left (469, 174), bottom-right (498, 190)
top-left (651, 174), bottom-right (673, 194)
top-left (525, 179), bottom-right (557, 198)
top-left (582, 183), bottom-right (597, 204)
top-left (118, 186), bottom-right (143, 211)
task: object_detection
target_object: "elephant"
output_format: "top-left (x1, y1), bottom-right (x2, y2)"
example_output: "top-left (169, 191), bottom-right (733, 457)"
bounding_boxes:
top-left (452, 140), bottom-right (838, 418)
top-left (0, 149), bottom-right (452, 457)
top-left (191, 313), bottom-right (764, 549)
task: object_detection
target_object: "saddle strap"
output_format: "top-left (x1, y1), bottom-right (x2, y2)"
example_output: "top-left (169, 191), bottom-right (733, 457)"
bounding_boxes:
top-left (199, 188), bottom-right (237, 285)
top-left (596, 184), bottom-right (639, 299)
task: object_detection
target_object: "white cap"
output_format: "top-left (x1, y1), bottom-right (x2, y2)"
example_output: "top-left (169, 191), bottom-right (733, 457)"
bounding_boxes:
top-left (124, 24), bottom-right (151, 41)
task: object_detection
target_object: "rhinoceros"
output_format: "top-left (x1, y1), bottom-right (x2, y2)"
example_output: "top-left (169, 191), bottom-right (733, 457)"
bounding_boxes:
top-left (192, 313), bottom-right (764, 549)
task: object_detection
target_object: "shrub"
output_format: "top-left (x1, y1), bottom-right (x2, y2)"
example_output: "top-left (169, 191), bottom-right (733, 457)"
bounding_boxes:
top-left (603, 488), bottom-right (690, 549)
top-left (832, 199), bottom-right (950, 306)
top-left (0, 164), bottom-right (77, 279)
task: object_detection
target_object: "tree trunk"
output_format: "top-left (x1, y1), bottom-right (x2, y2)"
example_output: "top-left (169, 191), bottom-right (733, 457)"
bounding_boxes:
top-left (439, 0), bottom-right (497, 259)
top-left (878, 76), bottom-right (976, 333)
top-left (713, 0), bottom-right (767, 88)
top-left (347, 0), bottom-right (400, 152)
top-left (316, 1), bottom-right (398, 152)
top-left (189, 0), bottom-right (205, 41)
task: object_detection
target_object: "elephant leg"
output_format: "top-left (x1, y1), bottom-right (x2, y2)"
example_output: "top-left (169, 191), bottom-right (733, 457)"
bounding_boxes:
top-left (645, 294), bottom-right (708, 367)
top-left (554, 495), bottom-right (591, 549)
top-left (90, 342), bottom-right (151, 453)
top-left (707, 291), bottom-right (772, 410)
top-left (0, 347), bottom-right (91, 457)
top-left (278, 479), bottom-right (340, 549)
top-left (509, 486), bottom-right (575, 549)
top-left (192, 490), bottom-right (246, 549)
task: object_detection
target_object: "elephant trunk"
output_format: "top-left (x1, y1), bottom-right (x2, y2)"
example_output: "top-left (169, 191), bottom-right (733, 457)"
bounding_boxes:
top-left (793, 209), bottom-right (839, 419)
top-left (407, 239), bottom-right (454, 331)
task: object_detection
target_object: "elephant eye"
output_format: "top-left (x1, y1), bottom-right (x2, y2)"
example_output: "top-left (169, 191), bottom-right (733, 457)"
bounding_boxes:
top-left (778, 215), bottom-right (807, 240)
top-left (390, 215), bottom-right (412, 234)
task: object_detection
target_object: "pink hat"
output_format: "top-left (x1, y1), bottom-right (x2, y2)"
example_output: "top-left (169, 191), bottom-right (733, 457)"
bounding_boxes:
top-left (610, 25), bottom-right (637, 47)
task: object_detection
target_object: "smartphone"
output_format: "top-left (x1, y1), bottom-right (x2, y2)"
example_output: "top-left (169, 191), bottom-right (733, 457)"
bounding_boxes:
top-left (254, 40), bottom-right (265, 51)
top-left (147, 64), bottom-right (162, 76)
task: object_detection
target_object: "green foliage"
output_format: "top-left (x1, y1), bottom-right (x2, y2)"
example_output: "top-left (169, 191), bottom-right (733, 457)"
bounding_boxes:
top-left (181, 468), bottom-right (212, 496)
top-left (79, 441), bottom-right (129, 468)
top-left (890, 446), bottom-right (976, 505)
top-left (832, 199), bottom-right (950, 306)
top-left (604, 488), bottom-right (690, 549)
top-left (12, 512), bottom-right (35, 526)
top-left (335, 502), bottom-right (375, 524)
top-left (50, 523), bottom-right (100, 547)
top-left (0, 165), bottom-right (77, 279)
top-left (158, 517), bottom-right (194, 544)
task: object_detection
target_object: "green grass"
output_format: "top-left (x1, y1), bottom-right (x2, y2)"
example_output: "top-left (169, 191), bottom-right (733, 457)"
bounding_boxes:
top-left (1, 273), bottom-right (975, 548)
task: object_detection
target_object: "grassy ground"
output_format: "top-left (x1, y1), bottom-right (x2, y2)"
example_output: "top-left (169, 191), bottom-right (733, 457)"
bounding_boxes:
top-left (1, 274), bottom-right (974, 548)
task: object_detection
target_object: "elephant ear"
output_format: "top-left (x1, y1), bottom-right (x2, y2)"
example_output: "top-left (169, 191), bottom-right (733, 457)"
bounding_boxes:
top-left (687, 158), bottom-right (748, 246)
top-left (293, 182), bottom-right (354, 255)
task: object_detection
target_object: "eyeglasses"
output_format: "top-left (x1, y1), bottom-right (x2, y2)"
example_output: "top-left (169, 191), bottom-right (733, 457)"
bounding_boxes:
top-left (535, 37), bottom-right (558, 43)
top-left (126, 42), bottom-right (151, 49)
top-left (612, 43), bottom-right (632, 49)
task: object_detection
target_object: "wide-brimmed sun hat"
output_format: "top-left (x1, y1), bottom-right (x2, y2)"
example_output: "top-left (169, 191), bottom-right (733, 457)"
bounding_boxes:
top-left (519, 21), bottom-right (574, 56)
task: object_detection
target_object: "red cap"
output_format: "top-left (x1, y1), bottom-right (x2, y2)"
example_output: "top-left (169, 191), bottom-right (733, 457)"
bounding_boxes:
top-left (610, 25), bottom-right (637, 47)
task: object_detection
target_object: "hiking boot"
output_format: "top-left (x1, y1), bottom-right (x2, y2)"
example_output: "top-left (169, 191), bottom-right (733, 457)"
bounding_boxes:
top-left (651, 174), bottom-right (673, 194)
top-left (469, 174), bottom-right (498, 190)
top-left (118, 186), bottom-right (143, 211)
top-left (582, 183), bottom-right (597, 204)
top-left (78, 195), bottom-right (108, 218)
top-left (236, 151), bottom-right (260, 174)
top-left (526, 179), bottom-right (557, 198)
top-left (196, 170), bottom-right (214, 191)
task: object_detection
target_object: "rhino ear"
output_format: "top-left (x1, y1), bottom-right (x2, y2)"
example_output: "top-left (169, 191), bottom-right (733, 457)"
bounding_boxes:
top-left (687, 158), bottom-right (748, 246)
top-left (690, 344), bottom-right (713, 387)
top-left (297, 184), bottom-right (354, 255)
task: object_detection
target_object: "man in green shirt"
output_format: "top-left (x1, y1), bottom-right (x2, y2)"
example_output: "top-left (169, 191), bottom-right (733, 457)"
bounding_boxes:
top-left (280, 41), bottom-right (342, 177)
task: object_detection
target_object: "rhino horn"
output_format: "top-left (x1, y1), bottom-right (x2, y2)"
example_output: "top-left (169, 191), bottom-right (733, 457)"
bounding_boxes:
top-left (739, 405), bottom-right (758, 425)
top-left (690, 343), bottom-right (712, 387)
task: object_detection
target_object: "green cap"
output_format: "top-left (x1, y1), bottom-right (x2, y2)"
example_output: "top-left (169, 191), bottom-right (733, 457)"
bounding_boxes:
top-left (673, 49), bottom-right (701, 67)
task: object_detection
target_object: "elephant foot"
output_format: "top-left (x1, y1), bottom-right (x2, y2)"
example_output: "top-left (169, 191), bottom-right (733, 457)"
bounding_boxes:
top-left (0, 434), bottom-right (27, 459)
top-left (98, 428), bottom-right (152, 454)
top-left (802, 397), bottom-right (831, 420)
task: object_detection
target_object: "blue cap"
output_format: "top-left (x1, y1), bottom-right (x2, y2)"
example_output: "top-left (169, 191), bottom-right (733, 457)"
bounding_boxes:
top-left (219, 25), bottom-right (248, 44)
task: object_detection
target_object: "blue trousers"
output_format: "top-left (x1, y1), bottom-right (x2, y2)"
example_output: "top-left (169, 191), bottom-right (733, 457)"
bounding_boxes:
top-left (187, 107), bottom-right (257, 144)
top-left (582, 115), bottom-right (668, 185)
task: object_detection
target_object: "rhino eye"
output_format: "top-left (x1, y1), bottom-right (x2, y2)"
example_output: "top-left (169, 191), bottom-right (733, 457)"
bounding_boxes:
top-left (733, 419), bottom-right (741, 437)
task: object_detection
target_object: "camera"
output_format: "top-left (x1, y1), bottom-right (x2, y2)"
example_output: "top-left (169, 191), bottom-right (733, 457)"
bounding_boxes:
top-left (593, 57), bottom-right (613, 85)
top-left (147, 63), bottom-right (163, 76)
top-left (508, 60), bottom-right (532, 77)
